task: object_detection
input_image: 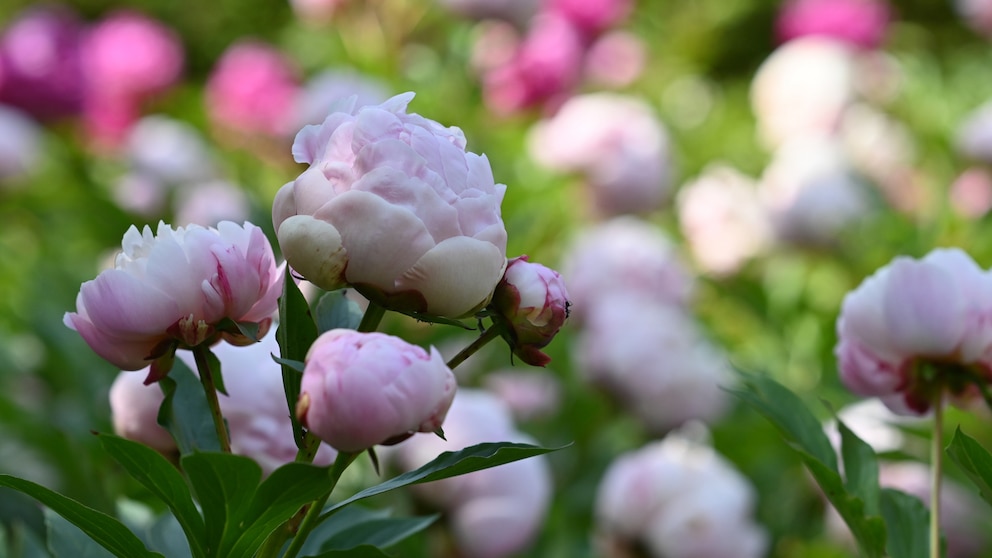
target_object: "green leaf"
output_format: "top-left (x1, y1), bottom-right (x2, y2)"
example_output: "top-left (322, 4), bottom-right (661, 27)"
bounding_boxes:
top-left (0, 475), bottom-right (159, 558)
top-left (157, 359), bottom-right (221, 455)
top-left (205, 349), bottom-right (227, 397)
top-left (879, 488), bottom-right (930, 558)
top-left (304, 545), bottom-right (392, 558)
top-left (292, 506), bottom-right (392, 557)
top-left (314, 290), bottom-right (363, 333)
top-left (45, 509), bottom-right (114, 558)
top-left (143, 513), bottom-right (193, 558)
top-left (181, 452), bottom-right (261, 557)
top-left (278, 273), bottom-right (319, 448)
top-left (946, 427), bottom-right (992, 507)
top-left (271, 355), bottom-right (305, 374)
top-left (324, 442), bottom-right (564, 517)
top-left (319, 514), bottom-right (438, 551)
top-left (838, 419), bottom-right (881, 516)
top-left (98, 435), bottom-right (206, 558)
top-left (226, 462), bottom-right (340, 557)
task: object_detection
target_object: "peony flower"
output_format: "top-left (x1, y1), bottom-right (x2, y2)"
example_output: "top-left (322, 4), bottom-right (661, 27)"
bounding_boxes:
top-left (835, 248), bottom-right (992, 414)
top-left (175, 180), bottom-right (251, 227)
top-left (272, 92), bottom-right (508, 318)
top-left (296, 329), bottom-right (457, 452)
top-left (491, 256), bottom-right (570, 366)
top-left (583, 30), bottom-right (646, 88)
top-left (595, 435), bottom-right (768, 558)
top-left (109, 329), bottom-right (337, 473)
top-left (561, 217), bottom-right (693, 323)
top-left (388, 389), bottom-right (551, 558)
top-left (950, 167), bottom-right (992, 219)
top-left (776, 0), bottom-right (891, 49)
top-left (124, 115), bottom-right (216, 186)
top-left (528, 93), bottom-right (673, 217)
top-left (64, 221), bottom-right (282, 373)
top-left (482, 369), bottom-right (561, 421)
top-left (293, 68), bottom-right (389, 129)
top-left (547, 0), bottom-right (631, 39)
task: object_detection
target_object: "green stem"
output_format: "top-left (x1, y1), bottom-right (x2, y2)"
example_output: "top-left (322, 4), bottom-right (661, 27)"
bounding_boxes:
top-left (357, 300), bottom-right (387, 333)
top-left (446, 325), bottom-right (501, 370)
top-left (192, 345), bottom-right (230, 453)
top-left (282, 451), bottom-right (359, 558)
top-left (930, 394), bottom-right (943, 558)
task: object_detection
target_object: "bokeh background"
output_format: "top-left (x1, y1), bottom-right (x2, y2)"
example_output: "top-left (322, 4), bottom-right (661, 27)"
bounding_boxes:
top-left (3, 0), bottom-right (992, 556)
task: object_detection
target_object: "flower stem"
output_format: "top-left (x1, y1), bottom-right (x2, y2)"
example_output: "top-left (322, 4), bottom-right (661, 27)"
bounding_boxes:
top-left (192, 345), bottom-right (230, 453)
top-left (357, 300), bottom-right (386, 333)
top-left (930, 394), bottom-right (944, 558)
top-left (446, 325), bottom-right (501, 370)
top-left (281, 451), bottom-right (358, 558)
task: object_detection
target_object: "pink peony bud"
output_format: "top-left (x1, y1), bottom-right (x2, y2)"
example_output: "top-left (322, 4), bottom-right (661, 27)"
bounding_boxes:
top-left (296, 329), bottom-right (457, 453)
top-left (388, 389), bottom-right (551, 558)
top-left (491, 256), bottom-right (569, 366)
top-left (595, 435), bottom-right (768, 558)
top-left (64, 221), bottom-right (282, 372)
top-left (272, 93), bottom-right (508, 318)
top-left (776, 0), bottom-right (891, 49)
top-left (835, 247), bottom-right (992, 415)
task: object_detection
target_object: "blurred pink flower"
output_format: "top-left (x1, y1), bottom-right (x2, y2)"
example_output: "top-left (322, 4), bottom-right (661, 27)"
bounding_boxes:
top-left (956, 100), bottom-right (992, 164)
top-left (676, 164), bottom-right (772, 275)
top-left (124, 115), bottom-right (216, 185)
top-left (0, 6), bottom-right (85, 120)
top-left (438, 0), bottom-right (539, 27)
top-left (529, 93), bottom-right (673, 217)
top-left (596, 435), bottom-right (768, 558)
top-left (482, 369), bottom-right (561, 421)
top-left (293, 68), bottom-right (389, 129)
top-left (289, 0), bottom-right (348, 24)
top-left (547, 0), bottom-right (631, 39)
top-left (273, 93), bottom-right (508, 318)
top-left (64, 221), bottom-right (282, 371)
top-left (955, 0), bottom-right (992, 38)
top-left (835, 248), bottom-right (992, 414)
top-left (0, 104), bottom-right (43, 182)
top-left (575, 297), bottom-right (731, 433)
top-left (583, 30), bottom-right (646, 88)
top-left (950, 167), bottom-right (992, 219)
top-left (389, 389), bottom-right (551, 558)
top-left (205, 41), bottom-right (300, 137)
top-left (776, 0), bottom-right (891, 49)
top-left (491, 255), bottom-right (570, 366)
top-left (175, 180), bottom-right (251, 227)
top-left (110, 329), bottom-right (338, 473)
top-left (297, 329), bottom-right (456, 453)
top-left (561, 217), bottom-right (693, 322)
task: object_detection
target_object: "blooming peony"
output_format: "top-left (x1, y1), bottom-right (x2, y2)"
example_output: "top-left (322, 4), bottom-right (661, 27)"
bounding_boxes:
top-left (297, 329), bottom-right (457, 452)
top-left (273, 92), bottom-right (508, 318)
top-left (65, 221), bottom-right (282, 372)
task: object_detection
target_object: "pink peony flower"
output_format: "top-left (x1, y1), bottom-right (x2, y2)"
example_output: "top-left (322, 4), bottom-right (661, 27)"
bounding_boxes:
top-left (950, 167), bottom-right (992, 219)
top-left (205, 41), bottom-right (300, 137)
top-left (835, 248), bottom-right (992, 414)
top-left (491, 255), bottom-right (570, 366)
top-left (297, 329), bottom-right (457, 453)
top-left (482, 369), bottom-right (561, 421)
top-left (776, 0), bottom-right (891, 49)
top-left (272, 93), bottom-right (508, 318)
top-left (110, 329), bottom-right (337, 473)
top-left (583, 30), bottom-right (646, 88)
top-left (389, 389), bottom-right (551, 558)
top-left (64, 221), bottom-right (282, 372)
top-left (596, 435), bottom-right (768, 558)
top-left (547, 0), bottom-right (631, 39)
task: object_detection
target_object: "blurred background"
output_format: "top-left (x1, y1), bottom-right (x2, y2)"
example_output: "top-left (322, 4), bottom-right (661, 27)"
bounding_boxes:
top-left (3, 0), bottom-right (992, 556)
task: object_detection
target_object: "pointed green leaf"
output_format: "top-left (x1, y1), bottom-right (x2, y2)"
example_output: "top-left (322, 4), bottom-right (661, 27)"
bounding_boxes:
top-left (98, 435), bottom-right (206, 558)
top-left (946, 427), bottom-right (992, 507)
top-left (157, 360), bottom-right (221, 454)
top-left (314, 290), bottom-right (363, 333)
top-left (181, 452), bottom-right (261, 557)
top-left (318, 514), bottom-right (438, 551)
top-left (838, 419), bottom-right (881, 516)
top-left (324, 442), bottom-right (565, 517)
top-left (880, 488), bottom-right (930, 558)
top-left (278, 273), bottom-right (319, 448)
top-left (45, 509), bottom-right (114, 558)
top-left (292, 506), bottom-right (392, 557)
top-left (304, 545), bottom-right (392, 558)
top-left (0, 475), bottom-right (159, 558)
top-left (271, 356), bottom-right (305, 374)
top-left (205, 349), bottom-right (227, 397)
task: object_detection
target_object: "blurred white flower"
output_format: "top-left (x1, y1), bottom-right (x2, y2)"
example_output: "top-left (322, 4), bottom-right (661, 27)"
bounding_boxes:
top-left (957, 100), bottom-right (992, 164)
top-left (175, 179), bottom-right (251, 227)
top-left (676, 164), bottom-right (772, 275)
top-left (293, 68), bottom-right (390, 129)
top-left (0, 104), bottom-right (42, 182)
top-left (125, 115), bottom-right (216, 185)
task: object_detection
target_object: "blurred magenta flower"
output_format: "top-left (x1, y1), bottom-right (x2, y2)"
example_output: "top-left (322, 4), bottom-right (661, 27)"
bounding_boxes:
top-left (677, 164), bottom-right (772, 276)
top-left (389, 389), bottom-right (551, 558)
top-left (297, 329), bottom-right (456, 453)
top-left (547, 0), bottom-right (631, 39)
top-left (273, 92), bottom-right (508, 318)
top-left (835, 248), bottom-right (992, 415)
top-left (0, 6), bottom-right (85, 120)
top-left (206, 41), bottom-right (300, 138)
top-left (776, 0), bottom-right (891, 49)
top-left (529, 93), bottom-right (673, 217)
top-left (491, 256), bottom-right (569, 366)
top-left (111, 329), bottom-right (337, 473)
top-left (561, 217), bottom-right (693, 322)
top-left (64, 221), bottom-right (282, 372)
top-left (595, 435), bottom-right (768, 558)
top-left (0, 104), bottom-right (43, 182)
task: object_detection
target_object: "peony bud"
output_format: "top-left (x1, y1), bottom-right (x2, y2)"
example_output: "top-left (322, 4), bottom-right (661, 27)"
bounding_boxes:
top-left (273, 93), bottom-right (508, 318)
top-left (297, 329), bottom-right (457, 452)
top-left (64, 221), bottom-right (282, 373)
top-left (491, 256), bottom-right (569, 366)
top-left (835, 247), bottom-right (992, 414)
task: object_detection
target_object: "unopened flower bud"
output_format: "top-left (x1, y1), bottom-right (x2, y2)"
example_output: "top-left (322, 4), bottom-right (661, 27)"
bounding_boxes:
top-left (491, 256), bottom-right (569, 366)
